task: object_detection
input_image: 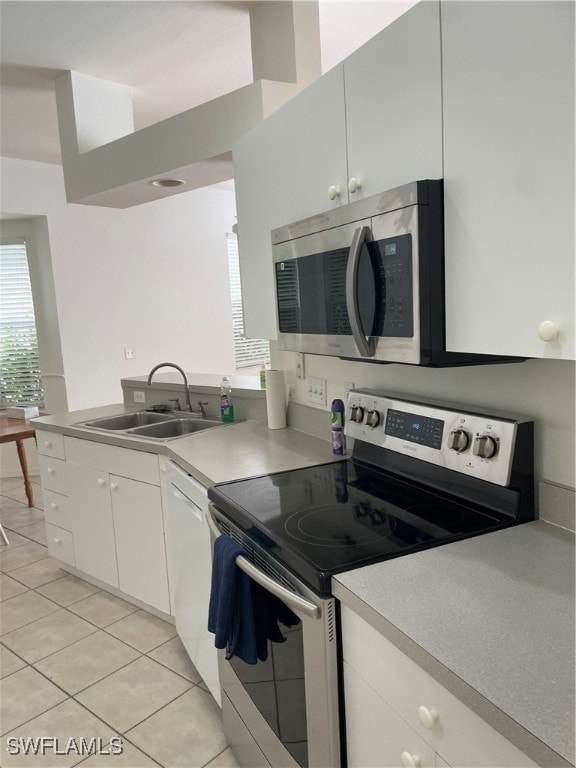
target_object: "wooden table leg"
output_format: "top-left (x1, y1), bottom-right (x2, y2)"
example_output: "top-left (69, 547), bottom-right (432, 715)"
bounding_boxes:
top-left (15, 439), bottom-right (34, 508)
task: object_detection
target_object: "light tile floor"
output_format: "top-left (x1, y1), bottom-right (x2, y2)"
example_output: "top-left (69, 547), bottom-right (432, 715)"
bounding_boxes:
top-left (0, 476), bottom-right (239, 768)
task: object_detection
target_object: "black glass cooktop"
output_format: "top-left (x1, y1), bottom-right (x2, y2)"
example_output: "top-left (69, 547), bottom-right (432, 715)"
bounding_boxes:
top-left (208, 460), bottom-right (513, 596)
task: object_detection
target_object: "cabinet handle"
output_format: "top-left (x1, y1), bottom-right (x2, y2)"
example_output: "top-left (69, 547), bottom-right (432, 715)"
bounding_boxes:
top-left (97, 478), bottom-right (106, 487)
top-left (348, 176), bottom-right (362, 194)
top-left (401, 752), bottom-right (421, 768)
top-left (327, 184), bottom-right (340, 200)
top-left (538, 320), bottom-right (559, 342)
top-left (50, 502), bottom-right (59, 510)
top-left (46, 467), bottom-right (54, 474)
top-left (110, 482), bottom-right (118, 491)
top-left (417, 705), bottom-right (438, 729)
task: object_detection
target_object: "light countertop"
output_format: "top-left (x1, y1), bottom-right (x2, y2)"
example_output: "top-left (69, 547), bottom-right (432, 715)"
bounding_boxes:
top-left (32, 404), bottom-right (336, 488)
top-left (334, 520), bottom-right (575, 767)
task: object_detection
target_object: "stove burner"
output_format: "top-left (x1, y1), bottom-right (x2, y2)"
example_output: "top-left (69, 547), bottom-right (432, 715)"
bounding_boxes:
top-left (285, 503), bottom-right (396, 547)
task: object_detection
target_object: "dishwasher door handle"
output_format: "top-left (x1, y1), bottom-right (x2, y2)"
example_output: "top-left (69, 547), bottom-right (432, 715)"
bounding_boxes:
top-left (207, 511), bottom-right (321, 620)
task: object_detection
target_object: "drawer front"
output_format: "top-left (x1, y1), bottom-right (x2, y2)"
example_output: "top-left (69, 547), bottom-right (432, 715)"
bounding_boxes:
top-left (46, 523), bottom-right (75, 566)
top-left (64, 437), bottom-right (160, 484)
top-left (38, 455), bottom-right (68, 495)
top-left (43, 490), bottom-right (71, 529)
top-left (344, 661), bottom-right (436, 768)
top-left (341, 606), bottom-right (538, 768)
top-left (36, 430), bottom-right (65, 460)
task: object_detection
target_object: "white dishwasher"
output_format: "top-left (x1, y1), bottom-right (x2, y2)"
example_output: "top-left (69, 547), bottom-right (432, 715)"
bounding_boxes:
top-left (165, 461), bottom-right (220, 705)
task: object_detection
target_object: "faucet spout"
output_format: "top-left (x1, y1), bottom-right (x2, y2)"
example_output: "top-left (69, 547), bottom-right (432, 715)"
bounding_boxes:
top-left (146, 362), bottom-right (193, 412)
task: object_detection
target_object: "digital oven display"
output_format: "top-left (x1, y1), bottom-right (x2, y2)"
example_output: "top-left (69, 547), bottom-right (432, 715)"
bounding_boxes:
top-left (385, 409), bottom-right (444, 449)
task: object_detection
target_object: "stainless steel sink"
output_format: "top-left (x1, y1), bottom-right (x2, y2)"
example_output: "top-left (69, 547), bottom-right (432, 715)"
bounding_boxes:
top-left (128, 418), bottom-right (223, 440)
top-left (82, 412), bottom-right (171, 430)
top-left (74, 410), bottom-right (230, 441)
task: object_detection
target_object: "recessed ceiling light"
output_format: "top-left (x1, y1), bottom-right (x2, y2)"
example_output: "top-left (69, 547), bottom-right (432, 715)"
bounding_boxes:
top-left (149, 178), bottom-right (186, 188)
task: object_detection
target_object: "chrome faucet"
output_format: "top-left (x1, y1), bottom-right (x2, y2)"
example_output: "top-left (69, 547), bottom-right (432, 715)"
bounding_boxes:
top-left (146, 362), bottom-right (194, 413)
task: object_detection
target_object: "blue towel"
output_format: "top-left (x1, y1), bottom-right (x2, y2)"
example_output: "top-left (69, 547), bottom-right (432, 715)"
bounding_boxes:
top-left (208, 535), bottom-right (258, 664)
top-left (208, 534), bottom-right (301, 665)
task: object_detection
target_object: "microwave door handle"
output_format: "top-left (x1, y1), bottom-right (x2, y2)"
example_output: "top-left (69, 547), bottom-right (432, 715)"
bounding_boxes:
top-left (346, 225), bottom-right (376, 357)
top-left (207, 511), bottom-right (321, 620)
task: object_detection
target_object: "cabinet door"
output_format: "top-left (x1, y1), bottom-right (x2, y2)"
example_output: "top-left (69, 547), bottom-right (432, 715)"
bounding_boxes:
top-left (67, 465), bottom-right (118, 587)
top-left (110, 474), bottom-right (169, 614)
top-left (233, 64), bottom-right (348, 340)
top-left (344, 0), bottom-right (442, 200)
top-left (442, 1), bottom-right (575, 359)
top-left (344, 661), bottom-right (436, 768)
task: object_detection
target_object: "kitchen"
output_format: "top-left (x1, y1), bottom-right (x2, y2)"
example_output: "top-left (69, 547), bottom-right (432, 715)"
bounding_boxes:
top-left (0, 2), bottom-right (574, 768)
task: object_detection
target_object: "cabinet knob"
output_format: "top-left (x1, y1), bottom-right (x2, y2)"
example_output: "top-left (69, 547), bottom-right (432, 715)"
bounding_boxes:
top-left (401, 752), bottom-right (421, 768)
top-left (97, 478), bottom-right (106, 487)
top-left (538, 320), bottom-right (559, 342)
top-left (110, 482), bottom-right (118, 491)
top-left (50, 502), bottom-right (59, 510)
top-left (53, 537), bottom-right (62, 544)
top-left (417, 705), bottom-right (438, 729)
top-left (44, 441), bottom-right (52, 449)
top-left (327, 185), bottom-right (341, 201)
top-left (348, 177), bottom-right (362, 194)
top-left (46, 467), bottom-right (54, 474)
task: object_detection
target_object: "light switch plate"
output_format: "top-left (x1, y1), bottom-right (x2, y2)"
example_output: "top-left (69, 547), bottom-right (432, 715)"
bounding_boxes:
top-left (307, 376), bottom-right (326, 405)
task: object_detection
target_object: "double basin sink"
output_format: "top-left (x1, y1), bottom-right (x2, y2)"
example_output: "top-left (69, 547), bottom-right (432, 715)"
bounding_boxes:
top-left (74, 410), bottom-right (225, 441)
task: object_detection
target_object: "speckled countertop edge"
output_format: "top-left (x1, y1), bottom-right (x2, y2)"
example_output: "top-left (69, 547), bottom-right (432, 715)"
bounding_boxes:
top-left (333, 521), bottom-right (575, 768)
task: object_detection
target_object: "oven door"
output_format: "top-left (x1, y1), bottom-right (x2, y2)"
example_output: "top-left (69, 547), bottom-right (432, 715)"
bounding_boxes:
top-left (273, 208), bottom-right (420, 364)
top-left (207, 507), bottom-right (341, 768)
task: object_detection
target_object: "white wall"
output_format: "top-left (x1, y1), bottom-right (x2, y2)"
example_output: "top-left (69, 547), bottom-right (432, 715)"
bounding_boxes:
top-left (273, 345), bottom-right (575, 489)
top-left (1, 157), bottom-right (238, 414)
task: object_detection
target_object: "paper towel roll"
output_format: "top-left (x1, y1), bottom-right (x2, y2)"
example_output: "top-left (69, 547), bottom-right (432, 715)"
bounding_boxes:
top-left (265, 369), bottom-right (286, 429)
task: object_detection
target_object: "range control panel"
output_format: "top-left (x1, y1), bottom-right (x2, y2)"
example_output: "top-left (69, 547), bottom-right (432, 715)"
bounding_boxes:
top-left (345, 390), bottom-right (528, 487)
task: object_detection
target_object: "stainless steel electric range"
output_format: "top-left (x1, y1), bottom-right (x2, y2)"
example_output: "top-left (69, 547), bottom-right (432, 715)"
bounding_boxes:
top-left (207, 390), bottom-right (534, 768)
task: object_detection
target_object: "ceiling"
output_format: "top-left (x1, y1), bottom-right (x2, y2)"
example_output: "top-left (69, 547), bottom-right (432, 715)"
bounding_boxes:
top-left (0, 0), bottom-right (416, 167)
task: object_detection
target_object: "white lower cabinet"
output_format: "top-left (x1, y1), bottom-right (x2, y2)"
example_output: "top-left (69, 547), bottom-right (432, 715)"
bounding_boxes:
top-left (341, 605), bottom-right (538, 768)
top-left (344, 661), bottom-right (436, 768)
top-left (67, 464), bottom-right (119, 588)
top-left (110, 474), bottom-right (169, 613)
top-left (38, 434), bottom-right (171, 614)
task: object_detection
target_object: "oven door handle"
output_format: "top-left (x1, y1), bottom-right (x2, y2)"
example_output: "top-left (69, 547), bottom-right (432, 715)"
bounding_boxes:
top-left (346, 224), bottom-right (376, 358)
top-left (207, 511), bottom-right (321, 620)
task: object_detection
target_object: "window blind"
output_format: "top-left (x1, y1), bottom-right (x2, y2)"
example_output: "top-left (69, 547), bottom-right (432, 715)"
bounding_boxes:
top-left (227, 234), bottom-right (270, 368)
top-left (0, 239), bottom-right (45, 407)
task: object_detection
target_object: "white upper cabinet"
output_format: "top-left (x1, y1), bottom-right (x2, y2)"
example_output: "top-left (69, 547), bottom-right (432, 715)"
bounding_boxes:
top-left (234, 1), bottom-right (443, 340)
top-left (234, 65), bottom-right (347, 340)
top-left (442, 1), bottom-right (575, 359)
top-left (344, 0), bottom-right (442, 199)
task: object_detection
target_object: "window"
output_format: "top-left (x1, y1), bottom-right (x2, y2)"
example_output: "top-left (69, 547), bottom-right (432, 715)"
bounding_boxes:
top-left (227, 233), bottom-right (270, 369)
top-left (0, 239), bottom-right (44, 407)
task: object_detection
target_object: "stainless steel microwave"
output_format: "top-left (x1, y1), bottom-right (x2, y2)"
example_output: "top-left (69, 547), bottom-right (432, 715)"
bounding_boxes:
top-left (272, 180), bottom-right (522, 367)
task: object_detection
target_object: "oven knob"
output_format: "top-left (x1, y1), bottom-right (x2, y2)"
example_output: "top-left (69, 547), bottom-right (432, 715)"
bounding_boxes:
top-left (473, 435), bottom-right (498, 459)
top-left (448, 429), bottom-right (470, 453)
top-left (350, 406), bottom-right (365, 423)
top-left (365, 409), bottom-right (380, 428)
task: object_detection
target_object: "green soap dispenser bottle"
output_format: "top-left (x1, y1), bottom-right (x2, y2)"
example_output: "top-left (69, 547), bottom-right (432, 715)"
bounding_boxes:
top-left (220, 376), bottom-right (235, 423)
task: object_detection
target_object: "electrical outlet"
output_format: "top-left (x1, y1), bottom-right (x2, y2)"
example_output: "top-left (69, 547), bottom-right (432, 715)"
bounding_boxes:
top-left (133, 390), bottom-right (146, 403)
top-left (296, 353), bottom-right (305, 380)
top-left (307, 376), bottom-right (327, 405)
top-left (344, 381), bottom-right (356, 399)
top-left (124, 347), bottom-right (135, 360)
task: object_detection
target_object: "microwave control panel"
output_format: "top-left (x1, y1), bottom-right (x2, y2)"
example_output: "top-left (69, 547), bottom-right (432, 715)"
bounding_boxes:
top-left (345, 390), bottom-right (528, 487)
